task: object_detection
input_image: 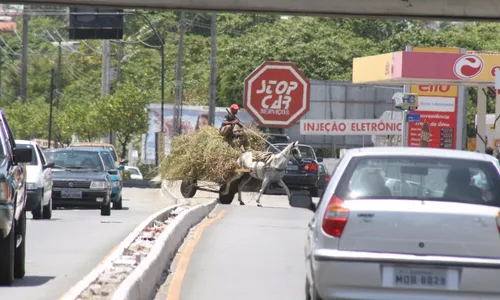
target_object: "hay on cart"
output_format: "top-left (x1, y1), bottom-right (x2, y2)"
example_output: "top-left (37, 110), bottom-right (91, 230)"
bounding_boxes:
top-left (160, 125), bottom-right (268, 184)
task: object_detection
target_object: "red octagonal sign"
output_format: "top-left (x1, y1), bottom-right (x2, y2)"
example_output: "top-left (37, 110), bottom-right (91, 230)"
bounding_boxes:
top-left (244, 61), bottom-right (310, 128)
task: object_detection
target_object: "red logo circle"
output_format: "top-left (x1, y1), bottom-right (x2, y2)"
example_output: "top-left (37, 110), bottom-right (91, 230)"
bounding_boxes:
top-left (491, 66), bottom-right (500, 77)
top-left (453, 55), bottom-right (484, 79)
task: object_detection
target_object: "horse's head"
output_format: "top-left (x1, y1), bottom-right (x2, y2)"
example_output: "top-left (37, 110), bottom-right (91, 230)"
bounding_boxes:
top-left (289, 141), bottom-right (303, 165)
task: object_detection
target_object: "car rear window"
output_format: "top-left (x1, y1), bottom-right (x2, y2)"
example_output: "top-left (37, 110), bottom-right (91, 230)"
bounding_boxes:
top-left (127, 168), bottom-right (140, 175)
top-left (267, 135), bottom-right (289, 144)
top-left (16, 144), bottom-right (37, 165)
top-left (269, 145), bottom-right (316, 160)
top-left (335, 155), bottom-right (500, 207)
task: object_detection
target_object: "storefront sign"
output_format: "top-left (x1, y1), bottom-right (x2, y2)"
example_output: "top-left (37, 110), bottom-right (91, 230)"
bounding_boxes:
top-left (300, 119), bottom-right (402, 135)
top-left (406, 46), bottom-right (460, 149)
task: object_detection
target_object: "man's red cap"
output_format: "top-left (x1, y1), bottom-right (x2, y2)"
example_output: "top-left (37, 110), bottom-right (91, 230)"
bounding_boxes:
top-left (230, 104), bottom-right (240, 110)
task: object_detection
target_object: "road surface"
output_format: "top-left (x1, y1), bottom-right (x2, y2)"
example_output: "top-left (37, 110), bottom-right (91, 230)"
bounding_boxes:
top-left (1, 187), bottom-right (169, 300)
top-left (156, 194), bottom-right (317, 300)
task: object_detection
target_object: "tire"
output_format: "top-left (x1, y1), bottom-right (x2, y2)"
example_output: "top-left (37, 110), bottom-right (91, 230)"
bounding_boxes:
top-left (32, 193), bottom-right (43, 220)
top-left (101, 202), bottom-right (111, 216)
top-left (14, 209), bottom-right (26, 279)
top-left (0, 218), bottom-right (15, 286)
top-left (180, 180), bottom-right (198, 198)
top-left (306, 278), bottom-right (324, 300)
top-left (112, 196), bottom-right (123, 210)
top-left (218, 182), bottom-right (238, 205)
top-left (42, 197), bottom-right (52, 220)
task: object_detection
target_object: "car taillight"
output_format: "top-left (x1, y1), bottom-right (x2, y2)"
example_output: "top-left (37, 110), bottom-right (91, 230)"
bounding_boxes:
top-left (324, 175), bottom-right (330, 183)
top-left (304, 162), bottom-right (318, 173)
top-left (322, 195), bottom-right (349, 238)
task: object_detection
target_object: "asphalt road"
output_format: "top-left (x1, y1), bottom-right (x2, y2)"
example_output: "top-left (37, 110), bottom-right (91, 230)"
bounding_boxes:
top-left (1, 187), bottom-right (169, 300)
top-left (177, 195), bottom-right (316, 300)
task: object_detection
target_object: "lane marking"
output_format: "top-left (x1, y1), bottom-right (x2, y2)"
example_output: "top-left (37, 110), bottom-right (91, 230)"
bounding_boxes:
top-left (166, 209), bottom-right (226, 300)
top-left (57, 243), bottom-right (121, 300)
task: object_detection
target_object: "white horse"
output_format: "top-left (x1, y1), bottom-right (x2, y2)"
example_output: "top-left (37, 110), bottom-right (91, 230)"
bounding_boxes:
top-left (221, 141), bottom-right (303, 207)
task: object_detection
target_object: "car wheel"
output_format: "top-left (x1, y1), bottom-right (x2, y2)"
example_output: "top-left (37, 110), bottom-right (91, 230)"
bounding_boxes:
top-left (101, 202), bottom-right (111, 216)
top-left (14, 209), bottom-right (26, 279)
top-left (42, 197), bottom-right (52, 220)
top-left (306, 278), bottom-right (324, 300)
top-left (0, 217), bottom-right (15, 285)
top-left (32, 193), bottom-right (43, 220)
top-left (112, 196), bottom-right (123, 210)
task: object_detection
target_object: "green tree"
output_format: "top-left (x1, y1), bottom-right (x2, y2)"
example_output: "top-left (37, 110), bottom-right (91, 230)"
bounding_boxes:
top-left (102, 83), bottom-right (151, 159)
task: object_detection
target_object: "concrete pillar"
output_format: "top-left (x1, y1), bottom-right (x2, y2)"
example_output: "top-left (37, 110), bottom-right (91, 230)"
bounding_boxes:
top-left (476, 85), bottom-right (487, 153)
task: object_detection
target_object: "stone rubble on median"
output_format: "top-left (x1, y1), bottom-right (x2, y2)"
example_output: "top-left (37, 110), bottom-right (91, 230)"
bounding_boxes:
top-left (77, 206), bottom-right (190, 300)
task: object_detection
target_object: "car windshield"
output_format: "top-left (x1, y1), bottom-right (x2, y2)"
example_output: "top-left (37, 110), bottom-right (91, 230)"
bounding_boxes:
top-left (106, 146), bottom-right (118, 162)
top-left (335, 155), bottom-right (500, 207)
top-left (49, 150), bottom-right (104, 171)
top-left (100, 151), bottom-right (116, 170)
top-left (127, 168), bottom-right (140, 175)
top-left (15, 144), bottom-right (37, 165)
top-left (269, 145), bottom-right (316, 160)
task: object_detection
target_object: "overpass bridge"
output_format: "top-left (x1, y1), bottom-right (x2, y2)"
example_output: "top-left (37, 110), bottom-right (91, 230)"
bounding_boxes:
top-left (6, 0), bottom-right (500, 21)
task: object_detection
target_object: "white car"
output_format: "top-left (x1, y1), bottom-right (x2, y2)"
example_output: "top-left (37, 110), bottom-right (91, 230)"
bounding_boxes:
top-left (290, 147), bottom-right (500, 300)
top-left (15, 140), bottom-right (53, 220)
top-left (125, 166), bottom-right (143, 180)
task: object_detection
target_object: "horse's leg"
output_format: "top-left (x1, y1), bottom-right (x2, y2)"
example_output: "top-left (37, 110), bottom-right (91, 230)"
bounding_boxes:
top-left (277, 179), bottom-right (291, 201)
top-left (256, 176), bottom-right (271, 208)
top-left (237, 175), bottom-right (253, 206)
top-left (222, 173), bottom-right (242, 195)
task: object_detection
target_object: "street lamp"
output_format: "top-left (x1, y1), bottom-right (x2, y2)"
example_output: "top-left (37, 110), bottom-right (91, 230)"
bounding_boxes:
top-left (68, 11), bottom-right (166, 133)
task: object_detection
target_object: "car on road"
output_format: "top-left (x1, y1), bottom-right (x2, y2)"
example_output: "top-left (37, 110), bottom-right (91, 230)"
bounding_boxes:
top-left (15, 140), bottom-right (54, 220)
top-left (47, 148), bottom-right (112, 216)
top-left (267, 143), bottom-right (323, 197)
top-left (125, 166), bottom-right (143, 180)
top-left (290, 147), bottom-right (500, 300)
top-left (67, 146), bottom-right (124, 209)
top-left (69, 142), bottom-right (128, 167)
top-left (317, 163), bottom-right (330, 197)
top-left (0, 111), bottom-right (33, 286)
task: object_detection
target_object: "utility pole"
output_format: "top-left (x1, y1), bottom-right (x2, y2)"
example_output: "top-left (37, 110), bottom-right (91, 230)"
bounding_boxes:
top-left (208, 13), bottom-right (217, 125)
top-left (173, 12), bottom-right (185, 135)
top-left (48, 69), bottom-right (55, 149)
top-left (101, 39), bottom-right (113, 144)
top-left (116, 41), bottom-right (123, 84)
top-left (56, 41), bottom-right (62, 108)
top-left (20, 10), bottom-right (29, 103)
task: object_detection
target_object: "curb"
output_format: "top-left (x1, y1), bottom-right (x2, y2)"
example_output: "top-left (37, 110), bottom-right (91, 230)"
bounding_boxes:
top-left (111, 199), bottom-right (218, 300)
top-left (59, 203), bottom-right (183, 300)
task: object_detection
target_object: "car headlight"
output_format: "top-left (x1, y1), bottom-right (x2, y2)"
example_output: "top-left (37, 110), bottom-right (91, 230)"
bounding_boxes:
top-left (26, 182), bottom-right (37, 190)
top-left (111, 181), bottom-right (121, 187)
top-left (90, 181), bottom-right (107, 189)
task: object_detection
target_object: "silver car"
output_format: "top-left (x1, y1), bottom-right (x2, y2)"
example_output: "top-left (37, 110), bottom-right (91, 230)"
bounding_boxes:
top-left (290, 147), bottom-right (500, 300)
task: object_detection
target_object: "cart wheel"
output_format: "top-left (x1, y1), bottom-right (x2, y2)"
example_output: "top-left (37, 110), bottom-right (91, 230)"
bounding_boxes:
top-left (180, 180), bottom-right (198, 198)
top-left (219, 181), bottom-right (239, 205)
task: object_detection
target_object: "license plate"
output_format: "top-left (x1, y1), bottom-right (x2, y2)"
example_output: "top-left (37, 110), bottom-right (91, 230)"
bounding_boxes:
top-left (61, 189), bottom-right (82, 199)
top-left (383, 266), bottom-right (458, 290)
top-left (286, 165), bottom-right (299, 171)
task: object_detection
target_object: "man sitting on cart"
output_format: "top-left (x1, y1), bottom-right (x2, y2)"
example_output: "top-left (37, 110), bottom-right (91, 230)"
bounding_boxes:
top-left (220, 104), bottom-right (248, 152)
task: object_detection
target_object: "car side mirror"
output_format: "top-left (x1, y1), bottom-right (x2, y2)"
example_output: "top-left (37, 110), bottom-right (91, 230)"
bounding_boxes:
top-left (14, 147), bottom-right (32, 164)
top-left (120, 159), bottom-right (129, 165)
top-left (117, 165), bottom-right (124, 171)
top-left (317, 157), bottom-right (324, 163)
top-left (108, 169), bottom-right (118, 175)
top-left (43, 162), bottom-right (55, 169)
top-left (289, 191), bottom-right (315, 212)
